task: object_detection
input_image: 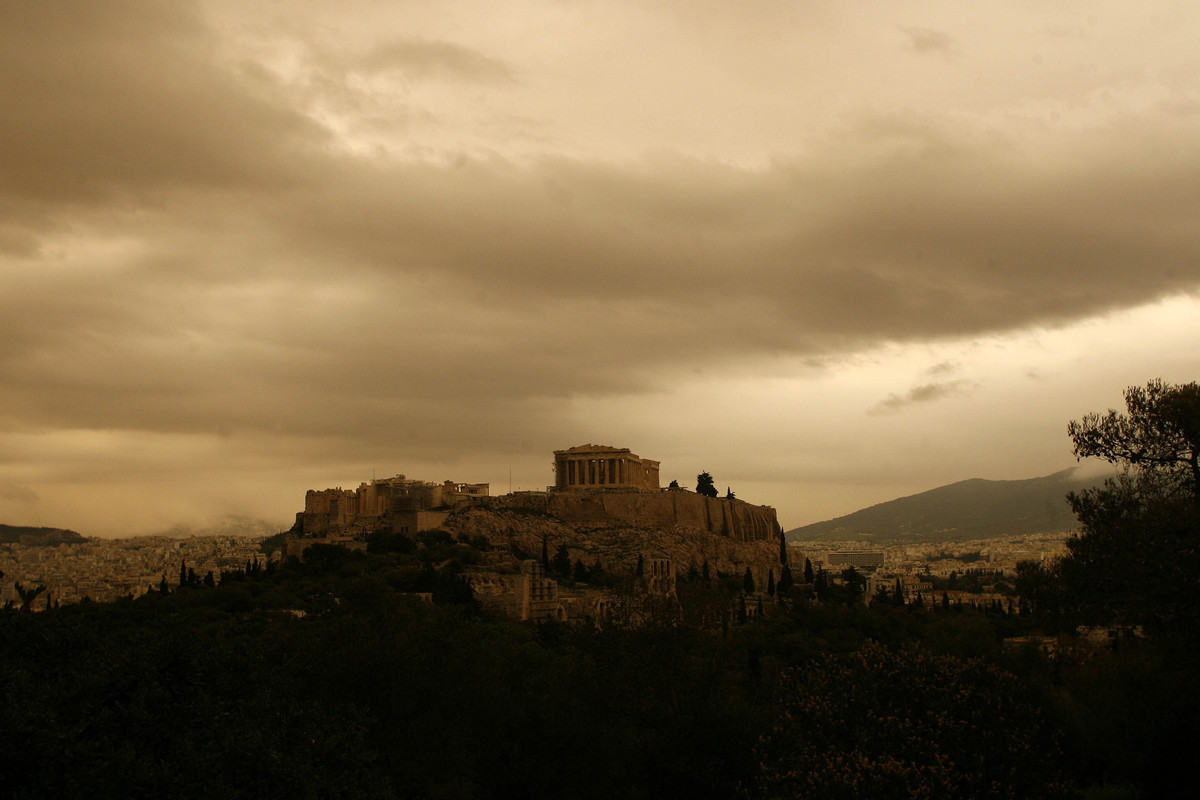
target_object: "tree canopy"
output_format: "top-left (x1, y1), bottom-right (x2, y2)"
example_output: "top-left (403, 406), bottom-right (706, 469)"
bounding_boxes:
top-left (1057, 379), bottom-right (1200, 633)
top-left (695, 471), bottom-right (718, 498)
top-left (1068, 378), bottom-right (1200, 503)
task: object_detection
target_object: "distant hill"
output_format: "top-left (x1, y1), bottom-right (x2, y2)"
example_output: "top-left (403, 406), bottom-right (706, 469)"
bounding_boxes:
top-left (0, 524), bottom-right (87, 547)
top-left (786, 468), bottom-right (1108, 546)
top-left (151, 516), bottom-right (284, 539)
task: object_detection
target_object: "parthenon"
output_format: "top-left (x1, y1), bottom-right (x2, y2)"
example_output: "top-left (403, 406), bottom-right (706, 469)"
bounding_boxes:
top-left (553, 444), bottom-right (660, 491)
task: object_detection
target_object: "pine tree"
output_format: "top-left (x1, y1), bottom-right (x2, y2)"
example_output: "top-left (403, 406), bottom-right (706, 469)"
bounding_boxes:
top-left (696, 471), bottom-right (718, 498)
top-left (179, 560), bottom-right (188, 588)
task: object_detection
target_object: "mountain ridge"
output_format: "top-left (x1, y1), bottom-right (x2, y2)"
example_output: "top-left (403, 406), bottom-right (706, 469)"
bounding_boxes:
top-left (786, 468), bottom-right (1107, 545)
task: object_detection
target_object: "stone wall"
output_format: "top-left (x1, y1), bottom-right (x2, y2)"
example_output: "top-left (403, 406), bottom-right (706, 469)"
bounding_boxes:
top-left (483, 488), bottom-right (779, 543)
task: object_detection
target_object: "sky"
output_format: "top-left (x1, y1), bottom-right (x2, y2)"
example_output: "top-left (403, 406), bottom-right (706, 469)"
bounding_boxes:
top-left (3, 1), bottom-right (1200, 536)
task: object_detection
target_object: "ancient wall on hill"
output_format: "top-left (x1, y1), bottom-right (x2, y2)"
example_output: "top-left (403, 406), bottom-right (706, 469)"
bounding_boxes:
top-left (487, 489), bottom-right (779, 542)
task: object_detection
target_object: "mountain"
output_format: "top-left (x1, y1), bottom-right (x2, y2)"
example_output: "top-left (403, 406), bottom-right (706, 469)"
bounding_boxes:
top-left (0, 524), bottom-right (87, 547)
top-left (786, 468), bottom-right (1108, 545)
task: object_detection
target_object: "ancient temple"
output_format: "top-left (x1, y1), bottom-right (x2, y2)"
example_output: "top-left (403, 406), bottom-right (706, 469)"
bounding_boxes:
top-left (553, 444), bottom-right (660, 491)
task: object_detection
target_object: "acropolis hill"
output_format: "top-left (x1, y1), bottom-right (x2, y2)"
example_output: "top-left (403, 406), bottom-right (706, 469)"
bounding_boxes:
top-left (286, 445), bottom-right (787, 578)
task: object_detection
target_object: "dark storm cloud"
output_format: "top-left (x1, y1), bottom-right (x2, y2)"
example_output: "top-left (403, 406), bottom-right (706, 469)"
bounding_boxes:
top-left (3, 1), bottom-right (1200, 482)
top-left (0, 0), bottom-right (324, 215)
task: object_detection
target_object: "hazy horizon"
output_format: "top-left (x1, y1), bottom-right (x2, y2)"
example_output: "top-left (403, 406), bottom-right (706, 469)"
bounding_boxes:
top-left (3, 2), bottom-right (1200, 536)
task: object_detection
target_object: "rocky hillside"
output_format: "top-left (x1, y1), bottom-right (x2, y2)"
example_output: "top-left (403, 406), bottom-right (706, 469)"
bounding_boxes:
top-left (441, 506), bottom-right (783, 578)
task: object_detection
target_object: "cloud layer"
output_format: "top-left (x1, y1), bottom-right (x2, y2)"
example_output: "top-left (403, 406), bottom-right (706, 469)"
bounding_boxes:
top-left (3, 1), bottom-right (1200, 532)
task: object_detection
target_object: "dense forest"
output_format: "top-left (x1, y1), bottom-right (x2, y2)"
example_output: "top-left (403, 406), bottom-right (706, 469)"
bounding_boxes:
top-left (3, 380), bottom-right (1198, 799)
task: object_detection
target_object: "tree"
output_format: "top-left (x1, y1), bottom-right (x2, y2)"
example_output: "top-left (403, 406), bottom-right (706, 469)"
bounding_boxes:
top-left (14, 582), bottom-right (45, 614)
top-left (1068, 379), bottom-right (1200, 503)
top-left (779, 529), bottom-right (788, 565)
top-left (668, 479), bottom-right (680, 489)
top-left (841, 567), bottom-right (866, 604)
top-left (743, 567), bottom-right (755, 594)
top-left (725, 486), bottom-right (735, 499)
top-left (695, 472), bottom-right (718, 498)
top-left (1058, 379), bottom-right (1200, 633)
top-left (767, 569), bottom-right (776, 596)
top-left (803, 557), bottom-right (814, 585)
top-left (777, 564), bottom-right (793, 596)
top-left (552, 544), bottom-right (572, 578)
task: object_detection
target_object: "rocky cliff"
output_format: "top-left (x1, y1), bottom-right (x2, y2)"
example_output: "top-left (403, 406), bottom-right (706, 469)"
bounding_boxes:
top-left (441, 505), bottom-right (787, 582)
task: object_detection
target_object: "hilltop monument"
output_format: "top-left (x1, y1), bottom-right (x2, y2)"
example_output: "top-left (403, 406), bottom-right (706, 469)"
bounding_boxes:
top-left (553, 444), bottom-right (660, 491)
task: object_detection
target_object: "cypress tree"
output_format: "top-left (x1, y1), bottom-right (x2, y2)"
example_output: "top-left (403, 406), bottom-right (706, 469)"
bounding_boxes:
top-left (767, 569), bottom-right (776, 596)
top-left (778, 564), bottom-right (794, 595)
top-left (779, 529), bottom-right (788, 565)
top-left (743, 567), bottom-right (755, 594)
top-left (803, 558), bottom-right (814, 585)
top-left (552, 544), bottom-right (572, 577)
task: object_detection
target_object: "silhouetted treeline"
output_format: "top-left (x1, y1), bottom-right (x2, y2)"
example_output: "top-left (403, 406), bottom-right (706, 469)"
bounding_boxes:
top-left (4, 537), bottom-right (1198, 799)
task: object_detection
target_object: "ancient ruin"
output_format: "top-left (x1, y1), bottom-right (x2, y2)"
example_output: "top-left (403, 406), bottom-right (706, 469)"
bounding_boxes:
top-left (285, 445), bottom-right (782, 563)
top-left (286, 475), bottom-right (488, 558)
top-left (553, 444), bottom-right (660, 491)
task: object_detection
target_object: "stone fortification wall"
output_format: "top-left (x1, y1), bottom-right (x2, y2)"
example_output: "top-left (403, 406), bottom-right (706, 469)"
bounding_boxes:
top-left (441, 506), bottom-right (791, 590)
top-left (483, 489), bottom-right (779, 543)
